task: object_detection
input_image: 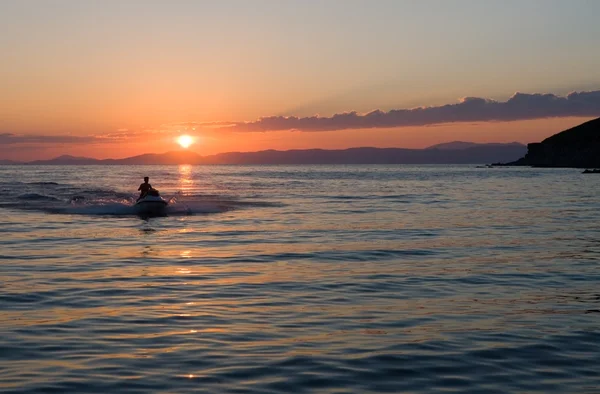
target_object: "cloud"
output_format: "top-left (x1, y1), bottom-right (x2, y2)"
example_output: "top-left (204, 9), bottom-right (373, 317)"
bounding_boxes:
top-left (212, 90), bottom-right (600, 132)
top-left (3, 90), bottom-right (600, 146)
top-left (0, 133), bottom-right (98, 144)
top-left (0, 128), bottom-right (175, 145)
top-left (0, 125), bottom-right (210, 147)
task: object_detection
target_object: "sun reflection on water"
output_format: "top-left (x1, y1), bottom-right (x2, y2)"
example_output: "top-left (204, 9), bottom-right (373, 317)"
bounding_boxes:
top-left (178, 164), bottom-right (194, 195)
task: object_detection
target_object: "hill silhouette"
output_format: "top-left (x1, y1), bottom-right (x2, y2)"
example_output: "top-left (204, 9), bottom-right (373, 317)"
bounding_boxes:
top-left (5, 143), bottom-right (526, 165)
top-left (426, 141), bottom-right (523, 150)
top-left (202, 145), bottom-right (525, 164)
top-left (506, 117), bottom-right (600, 167)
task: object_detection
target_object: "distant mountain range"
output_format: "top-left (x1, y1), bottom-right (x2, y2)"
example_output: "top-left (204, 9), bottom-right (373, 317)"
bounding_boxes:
top-left (2, 142), bottom-right (526, 165)
top-left (425, 141), bottom-right (524, 150)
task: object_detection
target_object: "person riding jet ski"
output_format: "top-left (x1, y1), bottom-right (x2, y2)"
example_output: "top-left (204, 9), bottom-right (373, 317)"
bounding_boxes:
top-left (137, 176), bottom-right (152, 201)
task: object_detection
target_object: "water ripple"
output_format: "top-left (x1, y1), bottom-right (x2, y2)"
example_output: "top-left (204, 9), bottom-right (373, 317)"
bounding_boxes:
top-left (1, 165), bottom-right (599, 393)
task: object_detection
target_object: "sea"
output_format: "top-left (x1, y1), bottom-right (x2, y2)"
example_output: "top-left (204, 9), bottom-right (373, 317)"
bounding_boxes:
top-left (0, 164), bottom-right (599, 393)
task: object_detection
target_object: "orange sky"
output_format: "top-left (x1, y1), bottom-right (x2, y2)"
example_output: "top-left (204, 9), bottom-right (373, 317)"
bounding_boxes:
top-left (2, 2), bottom-right (600, 161)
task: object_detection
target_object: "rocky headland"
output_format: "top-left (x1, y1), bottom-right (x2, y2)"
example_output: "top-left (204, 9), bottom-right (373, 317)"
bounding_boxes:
top-left (505, 117), bottom-right (600, 168)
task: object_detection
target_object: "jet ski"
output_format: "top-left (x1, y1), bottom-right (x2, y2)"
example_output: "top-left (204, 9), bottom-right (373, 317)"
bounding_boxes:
top-left (135, 188), bottom-right (168, 216)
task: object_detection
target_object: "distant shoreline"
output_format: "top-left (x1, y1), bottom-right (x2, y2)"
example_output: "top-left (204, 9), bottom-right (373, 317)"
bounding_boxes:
top-left (0, 143), bottom-right (526, 166)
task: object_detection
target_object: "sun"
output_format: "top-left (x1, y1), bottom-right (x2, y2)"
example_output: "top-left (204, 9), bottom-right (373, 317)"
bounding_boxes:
top-left (176, 135), bottom-right (194, 149)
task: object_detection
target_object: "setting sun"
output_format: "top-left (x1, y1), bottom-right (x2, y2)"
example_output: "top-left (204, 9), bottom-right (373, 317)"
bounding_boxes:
top-left (176, 135), bottom-right (194, 149)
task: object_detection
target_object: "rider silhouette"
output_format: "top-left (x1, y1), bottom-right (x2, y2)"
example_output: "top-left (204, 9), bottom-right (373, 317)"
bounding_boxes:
top-left (137, 177), bottom-right (152, 201)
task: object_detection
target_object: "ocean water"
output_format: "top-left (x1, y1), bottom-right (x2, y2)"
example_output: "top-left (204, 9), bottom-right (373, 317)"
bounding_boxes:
top-left (0, 164), bottom-right (599, 393)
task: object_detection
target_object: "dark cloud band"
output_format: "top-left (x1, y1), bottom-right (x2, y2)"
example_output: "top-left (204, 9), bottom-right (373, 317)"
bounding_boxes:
top-left (216, 90), bottom-right (600, 132)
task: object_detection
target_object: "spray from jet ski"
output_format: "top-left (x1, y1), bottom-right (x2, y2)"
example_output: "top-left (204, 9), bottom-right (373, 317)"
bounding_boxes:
top-left (0, 179), bottom-right (275, 218)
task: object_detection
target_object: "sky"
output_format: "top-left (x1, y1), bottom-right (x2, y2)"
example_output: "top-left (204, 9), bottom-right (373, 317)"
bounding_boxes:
top-left (1, 0), bottom-right (600, 160)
